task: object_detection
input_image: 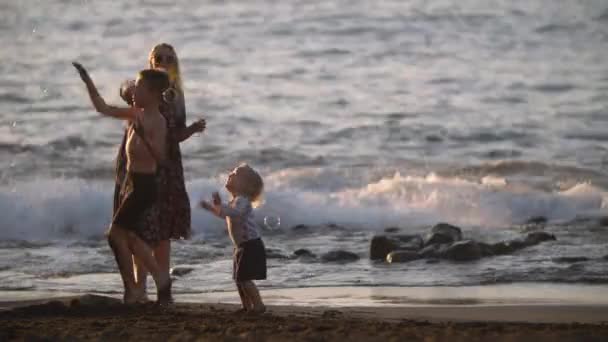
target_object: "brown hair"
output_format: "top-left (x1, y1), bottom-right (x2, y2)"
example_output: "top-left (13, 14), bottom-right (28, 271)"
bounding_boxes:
top-left (138, 69), bottom-right (170, 98)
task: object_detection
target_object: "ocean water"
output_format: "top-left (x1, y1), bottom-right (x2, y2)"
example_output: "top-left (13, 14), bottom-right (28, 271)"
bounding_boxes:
top-left (1, 0), bottom-right (608, 297)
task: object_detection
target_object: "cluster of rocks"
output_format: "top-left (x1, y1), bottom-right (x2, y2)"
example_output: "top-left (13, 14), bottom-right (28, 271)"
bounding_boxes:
top-left (264, 248), bottom-right (360, 263)
top-left (370, 223), bottom-right (556, 263)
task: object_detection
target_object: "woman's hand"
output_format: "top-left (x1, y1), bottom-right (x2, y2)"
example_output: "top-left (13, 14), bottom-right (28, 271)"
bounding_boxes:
top-left (191, 119), bottom-right (206, 133)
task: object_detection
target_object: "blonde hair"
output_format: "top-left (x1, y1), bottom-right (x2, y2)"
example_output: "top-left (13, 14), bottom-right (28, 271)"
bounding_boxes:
top-left (148, 43), bottom-right (183, 93)
top-left (236, 163), bottom-right (264, 207)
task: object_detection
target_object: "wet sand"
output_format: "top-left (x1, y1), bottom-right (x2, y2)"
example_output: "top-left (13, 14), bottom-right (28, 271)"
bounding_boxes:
top-left (1, 294), bottom-right (608, 341)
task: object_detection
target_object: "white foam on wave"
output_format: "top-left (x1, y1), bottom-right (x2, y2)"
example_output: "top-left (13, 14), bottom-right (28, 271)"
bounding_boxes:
top-left (0, 169), bottom-right (606, 241)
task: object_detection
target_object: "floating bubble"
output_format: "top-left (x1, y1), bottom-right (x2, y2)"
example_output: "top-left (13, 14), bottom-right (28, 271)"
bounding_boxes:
top-left (263, 215), bottom-right (281, 230)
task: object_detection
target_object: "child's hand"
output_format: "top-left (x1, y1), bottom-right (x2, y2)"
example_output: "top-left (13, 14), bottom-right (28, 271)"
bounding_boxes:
top-left (199, 200), bottom-right (213, 211)
top-left (72, 62), bottom-right (91, 83)
top-left (212, 192), bottom-right (221, 205)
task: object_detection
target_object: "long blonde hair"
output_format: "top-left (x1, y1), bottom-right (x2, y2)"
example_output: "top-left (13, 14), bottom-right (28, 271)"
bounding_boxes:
top-left (148, 43), bottom-right (183, 93)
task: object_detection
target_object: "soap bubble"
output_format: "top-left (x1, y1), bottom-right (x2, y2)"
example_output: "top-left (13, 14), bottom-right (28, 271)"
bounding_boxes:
top-left (263, 215), bottom-right (281, 230)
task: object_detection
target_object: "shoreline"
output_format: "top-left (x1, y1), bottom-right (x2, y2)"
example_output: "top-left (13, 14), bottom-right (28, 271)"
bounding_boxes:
top-left (1, 295), bottom-right (608, 341)
top-left (2, 284), bottom-right (608, 324)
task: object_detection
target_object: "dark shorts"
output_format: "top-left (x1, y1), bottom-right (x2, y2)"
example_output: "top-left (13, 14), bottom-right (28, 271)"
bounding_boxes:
top-left (112, 172), bottom-right (157, 231)
top-left (233, 238), bottom-right (267, 282)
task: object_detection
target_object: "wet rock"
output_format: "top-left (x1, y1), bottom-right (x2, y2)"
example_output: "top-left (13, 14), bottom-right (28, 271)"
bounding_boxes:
top-left (425, 223), bottom-right (462, 246)
top-left (524, 231), bottom-right (556, 245)
top-left (386, 250), bottom-right (420, 263)
top-left (321, 250), bottom-right (360, 263)
top-left (291, 224), bottom-right (310, 232)
top-left (266, 248), bottom-right (289, 259)
top-left (418, 243), bottom-right (450, 258)
top-left (603, 255), bottom-right (608, 261)
top-left (171, 267), bottom-right (194, 277)
top-left (490, 240), bottom-right (523, 255)
top-left (369, 235), bottom-right (423, 260)
top-left (553, 257), bottom-right (589, 263)
top-left (384, 227), bottom-right (400, 233)
top-left (293, 249), bottom-right (316, 259)
top-left (598, 217), bottom-right (608, 226)
top-left (441, 240), bottom-right (482, 261)
top-left (525, 216), bottom-right (548, 225)
top-left (477, 242), bottom-right (495, 257)
top-left (424, 232), bottom-right (456, 246)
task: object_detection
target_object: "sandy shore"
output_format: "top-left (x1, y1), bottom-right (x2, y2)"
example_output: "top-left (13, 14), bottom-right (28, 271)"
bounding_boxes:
top-left (1, 293), bottom-right (608, 341)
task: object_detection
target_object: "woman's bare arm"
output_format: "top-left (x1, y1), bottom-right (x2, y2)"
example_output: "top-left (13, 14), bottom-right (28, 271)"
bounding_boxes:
top-left (73, 62), bottom-right (135, 121)
top-left (175, 119), bottom-right (206, 142)
top-left (168, 92), bottom-right (205, 142)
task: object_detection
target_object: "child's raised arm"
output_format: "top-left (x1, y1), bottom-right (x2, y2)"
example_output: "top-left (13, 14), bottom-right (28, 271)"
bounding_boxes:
top-left (199, 194), bottom-right (250, 219)
top-left (73, 62), bottom-right (136, 121)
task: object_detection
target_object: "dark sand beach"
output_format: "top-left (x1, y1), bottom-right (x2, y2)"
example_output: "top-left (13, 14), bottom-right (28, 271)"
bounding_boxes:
top-left (2, 294), bottom-right (608, 342)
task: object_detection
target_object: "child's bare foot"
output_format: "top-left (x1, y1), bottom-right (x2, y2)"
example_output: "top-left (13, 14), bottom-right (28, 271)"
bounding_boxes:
top-left (123, 288), bottom-right (146, 305)
top-left (248, 305), bottom-right (266, 315)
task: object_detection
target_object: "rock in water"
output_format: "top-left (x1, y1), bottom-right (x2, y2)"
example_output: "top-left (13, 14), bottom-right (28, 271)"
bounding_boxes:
top-left (524, 231), bottom-right (556, 245)
top-left (293, 249), bottom-right (316, 259)
top-left (386, 250), bottom-right (420, 263)
top-left (321, 250), bottom-right (360, 263)
top-left (369, 235), bottom-right (423, 260)
top-left (477, 242), bottom-right (495, 257)
top-left (170, 267), bottom-right (194, 277)
top-left (525, 216), bottom-right (548, 225)
top-left (442, 240), bottom-right (482, 261)
top-left (384, 227), bottom-right (400, 233)
top-left (265, 248), bottom-right (289, 259)
top-left (418, 243), bottom-right (450, 258)
top-left (553, 257), bottom-right (589, 263)
top-left (425, 223), bottom-right (462, 246)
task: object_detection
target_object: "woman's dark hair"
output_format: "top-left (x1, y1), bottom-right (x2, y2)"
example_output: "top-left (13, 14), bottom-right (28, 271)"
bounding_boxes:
top-left (138, 69), bottom-right (170, 96)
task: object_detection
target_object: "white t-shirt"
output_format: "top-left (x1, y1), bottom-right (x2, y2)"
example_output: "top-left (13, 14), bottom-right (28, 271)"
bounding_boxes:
top-left (219, 196), bottom-right (261, 246)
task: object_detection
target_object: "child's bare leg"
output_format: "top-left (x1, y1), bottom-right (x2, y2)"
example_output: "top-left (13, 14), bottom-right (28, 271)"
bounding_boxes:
top-left (132, 256), bottom-right (149, 302)
top-left (236, 282), bottom-right (252, 311)
top-left (243, 281), bottom-right (265, 313)
top-left (107, 225), bottom-right (138, 303)
top-left (126, 232), bottom-right (170, 303)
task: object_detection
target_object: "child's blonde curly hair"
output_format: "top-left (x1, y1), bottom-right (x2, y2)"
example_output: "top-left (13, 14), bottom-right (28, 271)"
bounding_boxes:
top-left (236, 163), bottom-right (264, 207)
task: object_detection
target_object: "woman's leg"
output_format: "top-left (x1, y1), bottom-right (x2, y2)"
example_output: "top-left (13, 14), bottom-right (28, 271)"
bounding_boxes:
top-left (154, 240), bottom-right (171, 281)
top-left (107, 225), bottom-right (138, 303)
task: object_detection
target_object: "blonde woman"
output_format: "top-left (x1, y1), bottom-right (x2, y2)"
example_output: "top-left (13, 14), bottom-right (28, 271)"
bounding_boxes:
top-left (116, 43), bottom-right (205, 302)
